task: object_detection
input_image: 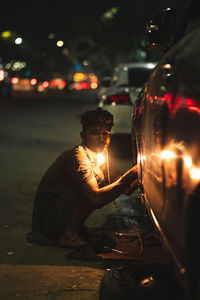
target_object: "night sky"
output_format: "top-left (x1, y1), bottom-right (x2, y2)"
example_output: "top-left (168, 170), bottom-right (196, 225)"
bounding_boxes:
top-left (1, 0), bottom-right (118, 40)
top-left (0, 0), bottom-right (190, 78)
top-left (1, 0), bottom-right (189, 41)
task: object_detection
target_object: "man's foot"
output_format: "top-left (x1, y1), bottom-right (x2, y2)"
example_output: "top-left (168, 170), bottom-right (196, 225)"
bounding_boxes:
top-left (59, 231), bottom-right (86, 248)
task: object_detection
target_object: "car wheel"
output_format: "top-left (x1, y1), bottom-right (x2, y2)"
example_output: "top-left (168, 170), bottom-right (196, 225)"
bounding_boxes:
top-left (99, 263), bottom-right (184, 300)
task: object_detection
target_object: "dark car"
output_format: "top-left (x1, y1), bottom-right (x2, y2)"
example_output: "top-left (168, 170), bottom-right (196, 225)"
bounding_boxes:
top-left (132, 0), bottom-right (200, 299)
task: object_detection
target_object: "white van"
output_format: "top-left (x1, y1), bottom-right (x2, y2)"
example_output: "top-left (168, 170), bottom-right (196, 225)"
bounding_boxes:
top-left (98, 61), bottom-right (157, 134)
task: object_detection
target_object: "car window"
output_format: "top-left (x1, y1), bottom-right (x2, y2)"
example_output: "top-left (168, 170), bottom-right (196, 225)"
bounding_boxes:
top-left (128, 67), bottom-right (153, 87)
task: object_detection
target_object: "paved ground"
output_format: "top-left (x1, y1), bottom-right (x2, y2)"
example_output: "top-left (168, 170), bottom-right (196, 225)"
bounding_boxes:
top-left (0, 91), bottom-right (170, 299)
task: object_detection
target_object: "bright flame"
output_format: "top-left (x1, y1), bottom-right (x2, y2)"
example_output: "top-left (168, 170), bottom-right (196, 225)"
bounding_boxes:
top-left (190, 168), bottom-right (200, 180)
top-left (184, 156), bottom-right (192, 168)
top-left (160, 150), bottom-right (175, 159)
top-left (97, 153), bottom-right (105, 166)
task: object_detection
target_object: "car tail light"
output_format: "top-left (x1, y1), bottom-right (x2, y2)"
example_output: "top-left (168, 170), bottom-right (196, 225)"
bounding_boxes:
top-left (0, 69), bottom-right (5, 82)
top-left (105, 93), bottom-right (131, 105)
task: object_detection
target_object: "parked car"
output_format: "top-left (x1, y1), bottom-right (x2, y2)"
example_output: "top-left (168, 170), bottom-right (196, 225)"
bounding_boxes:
top-left (98, 61), bottom-right (157, 134)
top-left (132, 1), bottom-right (200, 299)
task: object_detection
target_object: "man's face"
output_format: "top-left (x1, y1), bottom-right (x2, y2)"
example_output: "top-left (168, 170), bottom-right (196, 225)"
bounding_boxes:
top-left (81, 125), bottom-right (111, 153)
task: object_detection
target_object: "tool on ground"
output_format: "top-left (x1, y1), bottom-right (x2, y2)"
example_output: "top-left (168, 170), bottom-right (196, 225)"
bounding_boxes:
top-left (115, 232), bottom-right (137, 237)
top-left (104, 246), bottom-right (124, 254)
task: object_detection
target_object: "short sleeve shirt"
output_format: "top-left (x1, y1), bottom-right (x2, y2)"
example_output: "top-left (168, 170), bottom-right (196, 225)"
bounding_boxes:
top-left (34, 145), bottom-right (105, 206)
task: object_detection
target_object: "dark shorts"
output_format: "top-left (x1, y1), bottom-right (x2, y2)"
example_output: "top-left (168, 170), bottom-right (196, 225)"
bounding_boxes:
top-left (31, 190), bottom-right (77, 241)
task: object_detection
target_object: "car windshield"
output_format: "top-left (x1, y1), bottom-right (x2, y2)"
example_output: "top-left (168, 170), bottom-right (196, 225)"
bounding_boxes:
top-left (128, 67), bottom-right (153, 87)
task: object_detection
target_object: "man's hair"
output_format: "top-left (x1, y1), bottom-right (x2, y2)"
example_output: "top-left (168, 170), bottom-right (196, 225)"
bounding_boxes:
top-left (81, 107), bottom-right (113, 132)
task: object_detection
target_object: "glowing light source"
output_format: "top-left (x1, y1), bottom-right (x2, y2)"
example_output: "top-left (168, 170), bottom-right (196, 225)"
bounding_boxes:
top-left (190, 168), bottom-right (200, 180)
top-left (76, 82), bottom-right (90, 90)
top-left (15, 37), bottom-right (22, 45)
top-left (12, 61), bottom-right (26, 71)
top-left (30, 78), bottom-right (37, 86)
top-left (91, 82), bottom-right (98, 89)
top-left (42, 81), bottom-right (49, 88)
top-left (0, 69), bottom-right (5, 81)
top-left (50, 78), bottom-right (66, 90)
top-left (160, 150), bottom-right (175, 159)
top-left (5, 63), bottom-right (11, 69)
top-left (48, 33), bottom-right (55, 39)
top-left (37, 85), bottom-right (44, 92)
top-left (1, 31), bottom-right (11, 38)
top-left (73, 72), bottom-right (88, 82)
top-left (163, 63), bottom-right (172, 69)
top-left (82, 60), bottom-right (89, 66)
top-left (11, 77), bottom-right (19, 85)
top-left (97, 153), bottom-right (105, 166)
top-left (56, 40), bottom-right (64, 47)
top-left (184, 156), bottom-right (192, 168)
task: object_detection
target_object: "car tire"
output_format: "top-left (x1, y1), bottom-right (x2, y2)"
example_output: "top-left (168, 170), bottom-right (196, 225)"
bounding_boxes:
top-left (99, 263), bottom-right (184, 300)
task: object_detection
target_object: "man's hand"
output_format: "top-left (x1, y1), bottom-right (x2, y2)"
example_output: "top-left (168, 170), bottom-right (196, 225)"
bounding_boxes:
top-left (121, 165), bottom-right (139, 195)
top-left (121, 165), bottom-right (138, 186)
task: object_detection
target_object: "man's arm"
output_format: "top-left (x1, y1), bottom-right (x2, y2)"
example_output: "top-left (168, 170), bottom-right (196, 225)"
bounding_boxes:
top-left (81, 165), bottom-right (138, 208)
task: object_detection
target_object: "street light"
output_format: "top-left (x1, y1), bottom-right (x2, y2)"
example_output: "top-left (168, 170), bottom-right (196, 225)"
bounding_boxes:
top-left (56, 40), bottom-right (64, 47)
top-left (15, 37), bottom-right (22, 45)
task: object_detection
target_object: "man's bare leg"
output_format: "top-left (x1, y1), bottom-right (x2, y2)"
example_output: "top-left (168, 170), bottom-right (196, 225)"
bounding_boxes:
top-left (59, 200), bottom-right (95, 248)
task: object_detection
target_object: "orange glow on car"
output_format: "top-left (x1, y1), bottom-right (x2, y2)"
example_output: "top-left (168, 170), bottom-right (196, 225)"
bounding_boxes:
top-left (190, 168), bottom-right (200, 180)
top-left (160, 150), bottom-right (175, 159)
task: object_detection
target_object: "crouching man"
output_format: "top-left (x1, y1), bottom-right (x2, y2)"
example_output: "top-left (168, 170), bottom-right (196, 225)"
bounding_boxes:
top-left (30, 107), bottom-right (138, 248)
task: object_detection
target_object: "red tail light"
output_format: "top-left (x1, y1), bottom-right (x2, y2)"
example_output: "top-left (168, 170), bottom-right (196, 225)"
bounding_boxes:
top-left (105, 93), bottom-right (130, 105)
top-left (0, 69), bottom-right (5, 82)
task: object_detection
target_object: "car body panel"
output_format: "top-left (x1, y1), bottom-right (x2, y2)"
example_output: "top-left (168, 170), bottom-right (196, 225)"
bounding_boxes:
top-left (133, 4), bottom-right (200, 298)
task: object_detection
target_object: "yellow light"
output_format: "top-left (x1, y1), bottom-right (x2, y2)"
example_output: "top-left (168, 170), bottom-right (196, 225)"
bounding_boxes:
top-left (73, 72), bottom-right (87, 82)
top-left (190, 168), bottom-right (200, 180)
top-left (184, 156), bottom-right (192, 168)
top-left (1, 31), bottom-right (11, 38)
top-left (56, 40), bottom-right (64, 47)
top-left (37, 85), bottom-right (44, 92)
top-left (91, 82), bottom-right (97, 89)
top-left (163, 63), bottom-right (172, 69)
top-left (97, 153), bottom-right (105, 166)
top-left (160, 150), bottom-right (175, 159)
top-left (142, 155), bottom-right (146, 161)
